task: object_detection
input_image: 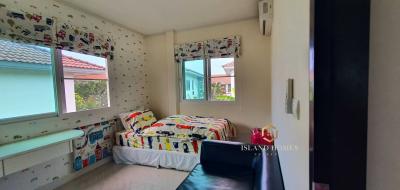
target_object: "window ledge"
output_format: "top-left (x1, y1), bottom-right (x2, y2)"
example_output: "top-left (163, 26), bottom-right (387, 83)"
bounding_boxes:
top-left (180, 100), bottom-right (237, 105)
top-left (0, 129), bottom-right (84, 161)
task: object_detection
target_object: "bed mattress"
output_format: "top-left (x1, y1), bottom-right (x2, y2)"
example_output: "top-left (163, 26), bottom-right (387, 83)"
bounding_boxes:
top-left (113, 146), bottom-right (199, 171)
top-left (116, 115), bottom-right (235, 154)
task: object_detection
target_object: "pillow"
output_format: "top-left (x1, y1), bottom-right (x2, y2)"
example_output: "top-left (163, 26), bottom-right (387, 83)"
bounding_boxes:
top-left (119, 111), bottom-right (143, 131)
top-left (140, 110), bottom-right (157, 129)
top-left (119, 110), bottom-right (157, 133)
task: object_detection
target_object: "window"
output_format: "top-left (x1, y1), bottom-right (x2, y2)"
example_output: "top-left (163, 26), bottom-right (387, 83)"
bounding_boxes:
top-left (0, 39), bottom-right (57, 121)
top-left (58, 50), bottom-right (110, 113)
top-left (210, 58), bottom-right (235, 101)
top-left (181, 57), bottom-right (235, 102)
top-left (182, 59), bottom-right (206, 100)
top-left (0, 39), bottom-right (111, 122)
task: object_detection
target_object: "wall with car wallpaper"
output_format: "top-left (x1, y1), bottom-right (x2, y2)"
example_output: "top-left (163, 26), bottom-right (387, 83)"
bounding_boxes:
top-left (0, 0), bottom-right (147, 189)
top-left (145, 19), bottom-right (271, 143)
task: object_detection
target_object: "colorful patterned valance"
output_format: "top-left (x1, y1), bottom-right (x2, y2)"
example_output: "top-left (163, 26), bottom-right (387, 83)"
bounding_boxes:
top-left (56, 23), bottom-right (114, 60)
top-left (0, 8), bottom-right (55, 46)
top-left (0, 8), bottom-right (114, 60)
top-left (174, 41), bottom-right (204, 63)
top-left (174, 36), bottom-right (240, 64)
top-left (204, 36), bottom-right (240, 58)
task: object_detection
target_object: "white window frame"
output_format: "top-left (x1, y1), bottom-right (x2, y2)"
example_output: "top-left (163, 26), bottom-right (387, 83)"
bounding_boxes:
top-left (0, 43), bottom-right (112, 124)
top-left (181, 59), bottom-right (207, 102)
top-left (0, 47), bottom-right (59, 125)
top-left (54, 49), bottom-right (111, 116)
top-left (180, 57), bottom-right (236, 103)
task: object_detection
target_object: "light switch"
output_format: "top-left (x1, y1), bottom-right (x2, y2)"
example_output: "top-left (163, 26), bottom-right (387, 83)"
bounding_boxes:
top-left (286, 79), bottom-right (294, 114)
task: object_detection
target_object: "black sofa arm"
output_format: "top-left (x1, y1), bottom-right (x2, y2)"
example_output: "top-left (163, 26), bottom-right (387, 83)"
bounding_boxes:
top-left (200, 140), bottom-right (260, 170)
top-left (253, 149), bottom-right (285, 190)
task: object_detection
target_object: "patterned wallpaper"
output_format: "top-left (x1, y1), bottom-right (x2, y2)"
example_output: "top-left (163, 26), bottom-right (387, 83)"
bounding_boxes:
top-left (0, 154), bottom-right (73, 189)
top-left (0, 0), bottom-right (148, 189)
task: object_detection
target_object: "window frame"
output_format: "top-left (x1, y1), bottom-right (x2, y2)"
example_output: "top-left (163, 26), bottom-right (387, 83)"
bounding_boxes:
top-left (207, 57), bottom-right (236, 102)
top-left (0, 46), bottom-right (59, 125)
top-left (181, 58), bottom-right (207, 102)
top-left (0, 41), bottom-right (112, 124)
top-left (55, 49), bottom-right (112, 116)
top-left (180, 57), bottom-right (236, 103)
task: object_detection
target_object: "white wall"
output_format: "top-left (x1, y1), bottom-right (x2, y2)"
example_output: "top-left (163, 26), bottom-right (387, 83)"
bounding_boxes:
top-left (145, 34), bottom-right (169, 117)
top-left (145, 19), bottom-right (271, 142)
top-left (368, 0), bottom-right (400, 189)
top-left (270, 0), bottom-right (310, 189)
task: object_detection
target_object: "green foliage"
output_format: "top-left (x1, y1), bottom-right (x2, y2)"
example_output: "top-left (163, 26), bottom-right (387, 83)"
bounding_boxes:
top-left (215, 95), bottom-right (235, 101)
top-left (211, 83), bottom-right (223, 96)
top-left (75, 93), bottom-right (86, 111)
top-left (211, 82), bottom-right (235, 101)
top-left (74, 80), bottom-right (108, 111)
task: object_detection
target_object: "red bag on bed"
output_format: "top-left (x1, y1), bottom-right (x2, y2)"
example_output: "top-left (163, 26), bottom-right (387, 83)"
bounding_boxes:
top-left (251, 128), bottom-right (275, 145)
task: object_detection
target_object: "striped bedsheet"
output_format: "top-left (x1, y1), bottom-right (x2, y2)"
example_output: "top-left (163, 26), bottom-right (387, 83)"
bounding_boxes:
top-left (115, 115), bottom-right (235, 154)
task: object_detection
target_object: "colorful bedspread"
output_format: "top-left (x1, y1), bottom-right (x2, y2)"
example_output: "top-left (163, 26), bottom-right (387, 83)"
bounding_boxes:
top-left (116, 134), bottom-right (202, 154)
top-left (116, 115), bottom-right (235, 154)
top-left (141, 115), bottom-right (235, 140)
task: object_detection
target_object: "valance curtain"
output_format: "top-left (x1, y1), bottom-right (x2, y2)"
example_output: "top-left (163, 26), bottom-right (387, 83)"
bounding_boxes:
top-left (0, 8), bottom-right (114, 60)
top-left (174, 41), bottom-right (204, 64)
top-left (174, 36), bottom-right (240, 63)
top-left (55, 23), bottom-right (114, 59)
top-left (0, 8), bottom-right (56, 46)
top-left (204, 36), bottom-right (240, 58)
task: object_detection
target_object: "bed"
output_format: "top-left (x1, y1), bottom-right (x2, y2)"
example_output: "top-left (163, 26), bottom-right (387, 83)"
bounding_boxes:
top-left (113, 110), bottom-right (236, 171)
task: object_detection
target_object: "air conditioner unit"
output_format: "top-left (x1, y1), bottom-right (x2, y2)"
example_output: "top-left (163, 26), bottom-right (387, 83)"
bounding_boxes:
top-left (259, 0), bottom-right (273, 36)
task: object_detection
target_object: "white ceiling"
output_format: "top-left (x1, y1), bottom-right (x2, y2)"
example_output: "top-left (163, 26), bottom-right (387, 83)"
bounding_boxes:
top-left (58, 0), bottom-right (259, 35)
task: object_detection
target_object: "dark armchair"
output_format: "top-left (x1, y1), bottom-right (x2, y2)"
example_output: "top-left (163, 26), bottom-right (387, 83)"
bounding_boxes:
top-left (176, 140), bottom-right (285, 190)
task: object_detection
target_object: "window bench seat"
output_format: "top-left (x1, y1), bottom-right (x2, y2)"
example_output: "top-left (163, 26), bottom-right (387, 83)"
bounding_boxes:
top-left (0, 129), bottom-right (84, 177)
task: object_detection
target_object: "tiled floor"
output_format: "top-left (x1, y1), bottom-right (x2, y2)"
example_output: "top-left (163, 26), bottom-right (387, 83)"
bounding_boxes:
top-left (57, 162), bottom-right (189, 190)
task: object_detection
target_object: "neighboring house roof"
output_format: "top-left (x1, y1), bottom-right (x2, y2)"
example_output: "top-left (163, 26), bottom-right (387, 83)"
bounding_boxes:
top-left (211, 74), bottom-right (232, 85)
top-left (223, 62), bottom-right (234, 68)
top-left (222, 61), bottom-right (234, 76)
top-left (185, 69), bottom-right (204, 78)
top-left (74, 74), bottom-right (108, 80)
top-left (62, 56), bottom-right (105, 70)
top-left (0, 39), bottom-right (51, 65)
top-left (0, 39), bottom-right (105, 70)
